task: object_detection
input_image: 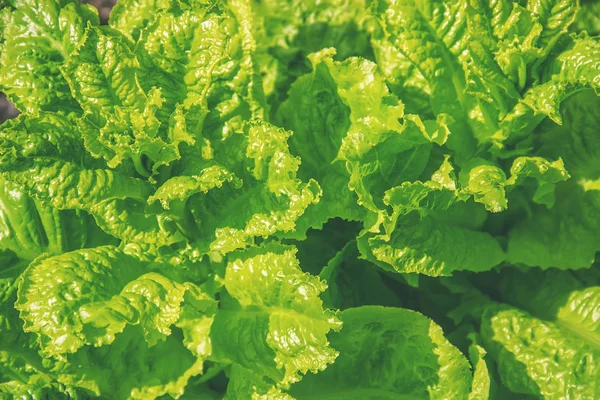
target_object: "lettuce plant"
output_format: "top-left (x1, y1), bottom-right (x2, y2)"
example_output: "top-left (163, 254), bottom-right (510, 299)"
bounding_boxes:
top-left (0, 0), bottom-right (599, 398)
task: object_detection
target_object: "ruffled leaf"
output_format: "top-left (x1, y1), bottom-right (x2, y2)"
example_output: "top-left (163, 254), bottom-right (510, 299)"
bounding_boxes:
top-left (0, 0), bottom-right (98, 113)
top-left (291, 306), bottom-right (474, 399)
top-left (15, 246), bottom-right (213, 355)
top-left (210, 244), bottom-right (341, 392)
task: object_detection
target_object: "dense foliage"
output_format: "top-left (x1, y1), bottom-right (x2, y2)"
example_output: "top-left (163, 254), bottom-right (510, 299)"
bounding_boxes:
top-left (0, 0), bottom-right (599, 398)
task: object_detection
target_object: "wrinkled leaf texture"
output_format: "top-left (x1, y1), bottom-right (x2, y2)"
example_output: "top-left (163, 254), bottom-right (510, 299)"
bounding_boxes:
top-left (0, 0), bottom-right (599, 398)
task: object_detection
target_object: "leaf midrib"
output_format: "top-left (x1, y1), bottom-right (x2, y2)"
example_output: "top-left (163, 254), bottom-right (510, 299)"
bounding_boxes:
top-left (411, 3), bottom-right (467, 111)
top-left (555, 317), bottom-right (600, 351)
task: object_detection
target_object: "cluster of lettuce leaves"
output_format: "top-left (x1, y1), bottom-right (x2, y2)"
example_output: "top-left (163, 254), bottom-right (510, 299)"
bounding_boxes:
top-left (0, 0), bottom-right (599, 398)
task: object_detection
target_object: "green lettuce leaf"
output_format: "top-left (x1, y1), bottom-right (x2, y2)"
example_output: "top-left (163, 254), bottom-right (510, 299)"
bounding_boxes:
top-left (109, 0), bottom-right (174, 41)
top-left (496, 34), bottom-right (600, 144)
top-left (358, 158), bottom-right (505, 277)
top-left (60, 25), bottom-right (196, 176)
top-left (13, 246), bottom-right (217, 398)
top-left (537, 89), bottom-right (600, 180)
top-left (527, 0), bottom-right (579, 51)
top-left (290, 306), bottom-right (474, 399)
top-left (467, 338), bottom-right (492, 400)
top-left (368, 0), bottom-right (586, 154)
top-left (54, 325), bottom-right (206, 399)
top-left (507, 182), bottom-right (600, 269)
top-left (225, 365), bottom-right (295, 400)
top-left (277, 52), bottom-right (365, 234)
top-left (249, 0), bottom-right (371, 110)
top-left (447, 267), bottom-right (600, 399)
top-left (279, 49), bottom-right (448, 236)
top-left (177, 121), bottom-right (321, 255)
top-left (0, 0), bottom-right (98, 113)
top-left (1, 250), bottom-right (90, 398)
top-left (0, 177), bottom-right (116, 261)
top-left (482, 306), bottom-right (599, 398)
top-left (478, 269), bottom-right (600, 398)
top-left (507, 90), bottom-right (600, 270)
top-left (211, 244), bottom-right (341, 393)
top-left (359, 212), bottom-right (505, 277)
top-left (522, 35), bottom-right (600, 123)
top-left (368, 0), bottom-right (477, 158)
top-left (135, 0), bottom-right (265, 123)
top-left (15, 246), bottom-right (212, 355)
top-left (356, 150), bottom-right (568, 277)
top-left (0, 157), bottom-right (179, 247)
top-left (461, 156), bottom-right (569, 212)
top-left (0, 111), bottom-right (191, 248)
